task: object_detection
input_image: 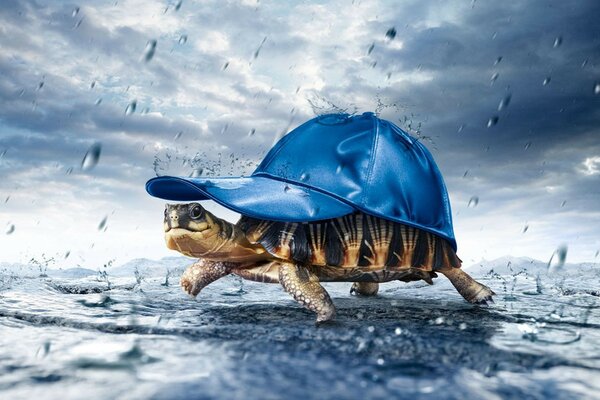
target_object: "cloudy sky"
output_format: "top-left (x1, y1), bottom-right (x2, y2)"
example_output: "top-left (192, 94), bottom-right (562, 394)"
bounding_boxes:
top-left (0, 0), bottom-right (598, 269)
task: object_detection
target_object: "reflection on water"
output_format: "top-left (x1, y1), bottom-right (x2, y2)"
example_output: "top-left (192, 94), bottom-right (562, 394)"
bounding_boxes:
top-left (0, 262), bottom-right (599, 399)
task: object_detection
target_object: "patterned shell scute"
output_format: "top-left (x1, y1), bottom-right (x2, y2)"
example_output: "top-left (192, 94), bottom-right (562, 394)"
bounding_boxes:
top-left (237, 212), bottom-right (461, 271)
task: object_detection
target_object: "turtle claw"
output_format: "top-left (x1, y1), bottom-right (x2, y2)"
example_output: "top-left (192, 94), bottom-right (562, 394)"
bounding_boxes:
top-left (180, 260), bottom-right (231, 298)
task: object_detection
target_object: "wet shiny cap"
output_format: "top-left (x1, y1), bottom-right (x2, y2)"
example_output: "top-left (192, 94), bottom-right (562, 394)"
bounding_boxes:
top-left (146, 112), bottom-right (456, 250)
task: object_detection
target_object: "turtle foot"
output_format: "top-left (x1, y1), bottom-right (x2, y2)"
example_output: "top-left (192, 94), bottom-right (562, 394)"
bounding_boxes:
top-left (350, 282), bottom-right (379, 297)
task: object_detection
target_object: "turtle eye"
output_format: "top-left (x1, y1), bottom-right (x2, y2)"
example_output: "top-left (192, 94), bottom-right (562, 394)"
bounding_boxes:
top-left (189, 205), bottom-right (203, 220)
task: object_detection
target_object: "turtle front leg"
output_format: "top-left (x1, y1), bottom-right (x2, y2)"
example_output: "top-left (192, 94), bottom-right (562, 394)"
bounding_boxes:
top-left (279, 263), bottom-right (336, 323)
top-left (440, 267), bottom-right (495, 305)
top-left (350, 282), bottom-right (379, 296)
top-left (180, 259), bottom-right (233, 297)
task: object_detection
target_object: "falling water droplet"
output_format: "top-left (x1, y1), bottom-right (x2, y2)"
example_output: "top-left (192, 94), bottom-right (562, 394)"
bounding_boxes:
top-left (90, 80), bottom-right (96, 89)
top-left (463, 170), bottom-right (469, 178)
top-left (524, 141), bottom-right (532, 150)
top-left (37, 81), bottom-right (44, 91)
top-left (594, 82), bottom-right (600, 95)
top-left (253, 37), bottom-right (267, 59)
top-left (300, 172), bottom-right (310, 182)
top-left (65, 167), bottom-right (73, 175)
top-left (174, 131), bottom-right (183, 140)
top-left (142, 40), bottom-right (157, 62)
top-left (81, 143), bottom-right (102, 171)
top-left (547, 244), bottom-right (568, 273)
top-left (467, 196), bottom-right (479, 208)
top-left (487, 116), bottom-right (499, 128)
top-left (5, 224), bottom-right (15, 235)
top-left (174, 0), bottom-right (183, 11)
top-left (94, 98), bottom-right (102, 106)
top-left (222, 62), bottom-right (229, 71)
top-left (553, 36), bottom-right (562, 48)
top-left (457, 124), bottom-right (465, 133)
top-left (490, 72), bottom-right (499, 84)
top-left (498, 94), bottom-right (512, 111)
top-left (190, 168), bottom-right (203, 178)
top-left (72, 7), bottom-right (80, 17)
top-left (367, 43), bottom-right (375, 55)
top-left (394, 327), bottom-right (402, 335)
top-left (522, 224), bottom-right (529, 233)
top-left (336, 164), bottom-right (343, 174)
top-left (98, 216), bottom-right (108, 231)
top-left (178, 35), bottom-right (187, 45)
top-left (543, 77), bottom-right (551, 86)
top-left (125, 100), bottom-right (137, 115)
top-left (248, 128), bottom-right (255, 136)
top-left (385, 27), bottom-right (397, 40)
top-left (560, 200), bottom-right (567, 207)
top-left (493, 56), bottom-right (502, 65)
top-left (64, 251), bottom-right (70, 259)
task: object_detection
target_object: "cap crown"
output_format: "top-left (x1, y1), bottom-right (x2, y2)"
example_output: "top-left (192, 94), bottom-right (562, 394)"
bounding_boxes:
top-left (254, 112), bottom-right (456, 249)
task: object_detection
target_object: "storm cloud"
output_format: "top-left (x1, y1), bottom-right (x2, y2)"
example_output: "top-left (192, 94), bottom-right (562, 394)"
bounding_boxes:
top-left (0, 0), bottom-right (598, 267)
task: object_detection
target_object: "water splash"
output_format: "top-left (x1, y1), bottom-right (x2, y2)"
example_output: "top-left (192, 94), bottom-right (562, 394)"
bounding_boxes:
top-left (81, 143), bottom-right (102, 171)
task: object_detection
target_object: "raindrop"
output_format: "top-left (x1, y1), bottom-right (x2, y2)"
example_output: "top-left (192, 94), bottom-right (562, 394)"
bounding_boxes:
top-left (141, 107), bottom-right (150, 114)
top-left (94, 98), bottom-right (102, 105)
top-left (487, 116), bottom-right (499, 128)
top-left (467, 196), bottom-right (479, 208)
top-left (174, 131), bottom-right (183, 140)
top-left (64, 251), bottom-right (70, 259)
top-left (190, 168), bottom-right (203, 178)
top-left (81, 143), bottom-right (101, 171)
top-left (543, 76), bottom-right (551, 86)
top-left (493, 56), bottom-right (502, 65)
top-left (174, 0), bottom-right (182, 11)
top-left (74, 18), bottom-right (83, 29)
top-left (498, 94), bottom-right (512, 110)
top-left (560, 200), bottom-right (567, 207)
top-left (522, 224), bottom-right (529, 233)
top-left (178, 35), bottom-right (187, 45)
top-left (37, 81), bottom-right (44, 91)
top-left (125, 100), bottom-right (137, 115)
top-left (457, 124), bottom-right (465, 133)
top-left (524, 141), bottom-right (532, 150)
top-left (222, 62), bottom-right (229, 71)
top-left (385, 27), bottom-right (397, 40)
top-left (300, 172), bottom-right (310, 182)
top-left (5, 223), bottom-right (15, 235)
top-left (463, 170), bottom-right (469, 178)
top-left (594, 82), bottom-right (600, 95)
top-left (98, 216), bottom-right (108, 231)
top-left (5, 196), bottom-right (10, 203)
top-left (335, 164), bottom-right (343, 174)
top-left (490, 72), bottom-right (499, 84)
top-left (547, 244), bottom-right (568, 273)
top-left (367, 43), bottom-right (375, 55)
top-left (248, 128), bottom-right (255, 136)
top-left (142, 40), bottom-right (157, 62)
top-left (553, 36), bottom-right (562, 48)
top-left (0, 149), bottom-right (6, 159)
top-left (72, 7), bottom-right (80, 18)
top-left (90, 80), bottom-right (96, 89)
top-left (253, 37), bottom-right (267, 59)
top-left (65, 167), bottom-right (73, 175)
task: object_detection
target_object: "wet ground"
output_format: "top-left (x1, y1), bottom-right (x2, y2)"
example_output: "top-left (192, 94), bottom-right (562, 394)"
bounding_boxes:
top-left (1, 260), bottom-right (599, 399)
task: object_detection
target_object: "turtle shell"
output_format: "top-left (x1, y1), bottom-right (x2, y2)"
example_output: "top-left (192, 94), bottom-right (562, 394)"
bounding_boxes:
top-left (237, 212), bottom-right (461, 272)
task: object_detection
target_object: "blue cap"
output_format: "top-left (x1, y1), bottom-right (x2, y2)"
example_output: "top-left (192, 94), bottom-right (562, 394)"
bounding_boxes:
top-left (146, 112), bottom-right (456, 250)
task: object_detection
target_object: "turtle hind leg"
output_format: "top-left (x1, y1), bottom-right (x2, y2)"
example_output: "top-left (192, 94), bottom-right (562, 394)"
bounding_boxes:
top-left (180, 259), bottom-right (233, 297)
top-left (279, 263), bottom-right (336, 323)
top-left (350, 282), bottom-right (379, 296)
top-left (440, 267), bottom-right (495, 305)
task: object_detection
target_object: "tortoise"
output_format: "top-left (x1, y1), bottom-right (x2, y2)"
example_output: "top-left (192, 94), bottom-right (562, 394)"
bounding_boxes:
top-left (166, 202), bottom-right (495, 323)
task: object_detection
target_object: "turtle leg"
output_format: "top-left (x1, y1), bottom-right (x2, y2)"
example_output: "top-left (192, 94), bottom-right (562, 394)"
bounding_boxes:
top-left (180, 259), bottom-right (233, 297)
top-left (350, 282), bottom-right (379, 296)
top-left (279, 263), bottom-right (336, 323)
top-left (440, 267), bottom-right (495, 305)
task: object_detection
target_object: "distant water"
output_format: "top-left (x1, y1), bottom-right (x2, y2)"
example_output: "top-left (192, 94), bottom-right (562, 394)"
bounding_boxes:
top-left (1, 259), bottom-right (599, 400)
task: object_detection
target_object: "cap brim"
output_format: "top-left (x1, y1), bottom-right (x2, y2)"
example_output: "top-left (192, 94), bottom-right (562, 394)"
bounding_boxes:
top-left (145, 176), bottom-right (355, 222)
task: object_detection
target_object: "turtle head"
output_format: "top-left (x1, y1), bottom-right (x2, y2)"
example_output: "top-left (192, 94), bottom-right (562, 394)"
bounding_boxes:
top-left (163, 203), bottom-right (224, 258)
top-left (163, 203), bottom-right (265, 261)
